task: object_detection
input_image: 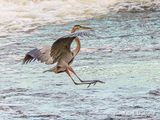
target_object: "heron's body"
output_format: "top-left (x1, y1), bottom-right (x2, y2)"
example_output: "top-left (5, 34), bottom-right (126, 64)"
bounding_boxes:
top-left (23, 25), bottom-right (104, 87)
top-left (50, 37), bottom-right (80, 74)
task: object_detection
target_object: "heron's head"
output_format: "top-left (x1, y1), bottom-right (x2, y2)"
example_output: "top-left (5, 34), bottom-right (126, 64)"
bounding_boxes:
top-left (71, 25), bottom-right (92, 33)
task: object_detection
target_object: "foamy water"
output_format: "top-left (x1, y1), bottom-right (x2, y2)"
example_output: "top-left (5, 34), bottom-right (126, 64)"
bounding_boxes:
top-left (0, 0), bottom-right (160, 36)
top-left (0, 0), bottom-right (114, 35)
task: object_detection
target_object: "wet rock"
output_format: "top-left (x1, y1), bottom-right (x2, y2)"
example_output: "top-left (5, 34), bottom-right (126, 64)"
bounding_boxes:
top-left (128, 6), bottom-right (145, 13)
top-left (0, 106), bottom-right (10, 111)
top-left (116, 6), bottom-right (128, 13)
top-left (103, 117), bottom-right (115, 120)
top-left (149, 89), bottom-right (160, 96)
top-left (0, 88), bottom-right (28, 94)
top-left (110, 0), bottom-right (160, 13)
top-left (140, 4), bottom-right (151, 9)
top-left (133, 105), bottom-right (143, 109)
top-left (28, 114), bottom-right (61, 119)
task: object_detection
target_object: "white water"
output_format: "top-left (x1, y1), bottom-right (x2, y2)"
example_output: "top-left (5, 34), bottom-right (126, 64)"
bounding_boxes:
top-left (0, 0), bottom-right (159, 36)
top-left (0, 0), bottom-right (115, 35)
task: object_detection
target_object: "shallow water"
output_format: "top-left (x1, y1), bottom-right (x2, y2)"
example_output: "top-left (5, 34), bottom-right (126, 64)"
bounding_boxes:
top-left (1, 11), bottom-right (160, 119)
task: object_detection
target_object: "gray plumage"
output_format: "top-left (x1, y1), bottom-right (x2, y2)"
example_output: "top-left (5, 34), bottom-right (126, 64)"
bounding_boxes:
top-left (23, 29), bottom-right (94, 65)
top-left (23, 37), bottom-right (76, 65)
top-left (23, 25), bottom-right (105, 87)
top-left (23, 45), bottom-right (53, 64)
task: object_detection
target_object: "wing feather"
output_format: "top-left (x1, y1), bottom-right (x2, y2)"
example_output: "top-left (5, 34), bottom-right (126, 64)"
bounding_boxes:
top-left (50, 36), bottom-right (76, 62)
top-left (23, 46), bottom-right (53, 64)
top-left (50, 30), bottom-right (94, 63)
top-left (23, 29), bottom-right (94, 65)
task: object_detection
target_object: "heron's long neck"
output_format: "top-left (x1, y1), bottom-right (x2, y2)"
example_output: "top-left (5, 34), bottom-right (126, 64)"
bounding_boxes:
top-left (72, 37), bottom-right (81, 57)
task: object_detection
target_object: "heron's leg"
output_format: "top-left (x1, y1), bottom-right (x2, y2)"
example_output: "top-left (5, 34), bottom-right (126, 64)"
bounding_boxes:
top-left (67, 65), bottom-right (105, 85)
top-left (65, 69), bottom-right (97, 87)
top-left (60, 60), bottom-right (82, 82)
top-left (66, 64), bottom-right (90, 82)
top-left (67, 66), bottom-right (83, 82)
top-left (62, 60), bottom-right (104, 87)
top-left (65, 69), bottom-right (78, 85)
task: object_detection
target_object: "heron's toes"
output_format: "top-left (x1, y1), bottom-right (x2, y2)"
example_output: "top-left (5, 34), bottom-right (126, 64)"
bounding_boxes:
top-left (87, 83), bottom-right (92, 88)
top-left (96, 80), bottom-right (105, 84)
top-left (88, 80), bottom-right (105, 88)
top-left (87, 81), bottom-right (98, 88)
top-left (92, 80), bottom-right (105, 84)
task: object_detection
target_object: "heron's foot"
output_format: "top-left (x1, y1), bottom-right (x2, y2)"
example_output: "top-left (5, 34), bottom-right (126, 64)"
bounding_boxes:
top-left (73, 80), bottom-right (105, 88)
top-left (86, 80), bottom-right (105, 88)
top-left (80, 79), bottom-right (104, 83)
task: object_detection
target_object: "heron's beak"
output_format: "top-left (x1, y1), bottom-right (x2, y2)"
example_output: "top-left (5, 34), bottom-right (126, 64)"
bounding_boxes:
top-left (79, 26), bottom-right (92, 30)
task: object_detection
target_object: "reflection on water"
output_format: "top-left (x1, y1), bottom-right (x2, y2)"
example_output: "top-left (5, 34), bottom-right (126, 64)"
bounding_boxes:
top-left (0, 11), bottom-right (160, 119)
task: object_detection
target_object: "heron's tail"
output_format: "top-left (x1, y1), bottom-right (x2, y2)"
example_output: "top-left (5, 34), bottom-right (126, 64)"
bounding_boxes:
top-left (43, 67), bottom-right (56, 73)
top-left (43, 69), bottom-right (52, 73)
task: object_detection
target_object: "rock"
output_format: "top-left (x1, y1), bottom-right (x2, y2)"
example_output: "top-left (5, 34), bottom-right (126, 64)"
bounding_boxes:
top-left (128, 5), bottom-right (144, 13)
top-left (116, 6), bottom-right (128, 13)
top-left (149, 89), bottom-right (160, 96)
top-left (109, 0), bottom-right (160, 13)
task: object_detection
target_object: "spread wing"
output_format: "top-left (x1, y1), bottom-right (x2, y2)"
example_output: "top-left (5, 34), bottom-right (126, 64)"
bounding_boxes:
top-left (23, 30), bottom-right (94, 65)
top-left (50, 30), bottom-right (95, 62)
top-left (23, 45), bottom-right (53, 64)
top-left (23, 37), bottom-right (76, 65)
top-left (50, 36), bottom-right (76, 63)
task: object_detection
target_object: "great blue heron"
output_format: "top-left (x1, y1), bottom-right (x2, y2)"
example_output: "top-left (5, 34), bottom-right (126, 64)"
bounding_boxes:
top-left (23, 25), bottom-right (105, 87)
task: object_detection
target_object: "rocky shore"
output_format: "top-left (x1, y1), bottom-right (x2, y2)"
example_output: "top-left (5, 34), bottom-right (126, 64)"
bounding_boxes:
top-left (109, 0), bottom-right (160, 12)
